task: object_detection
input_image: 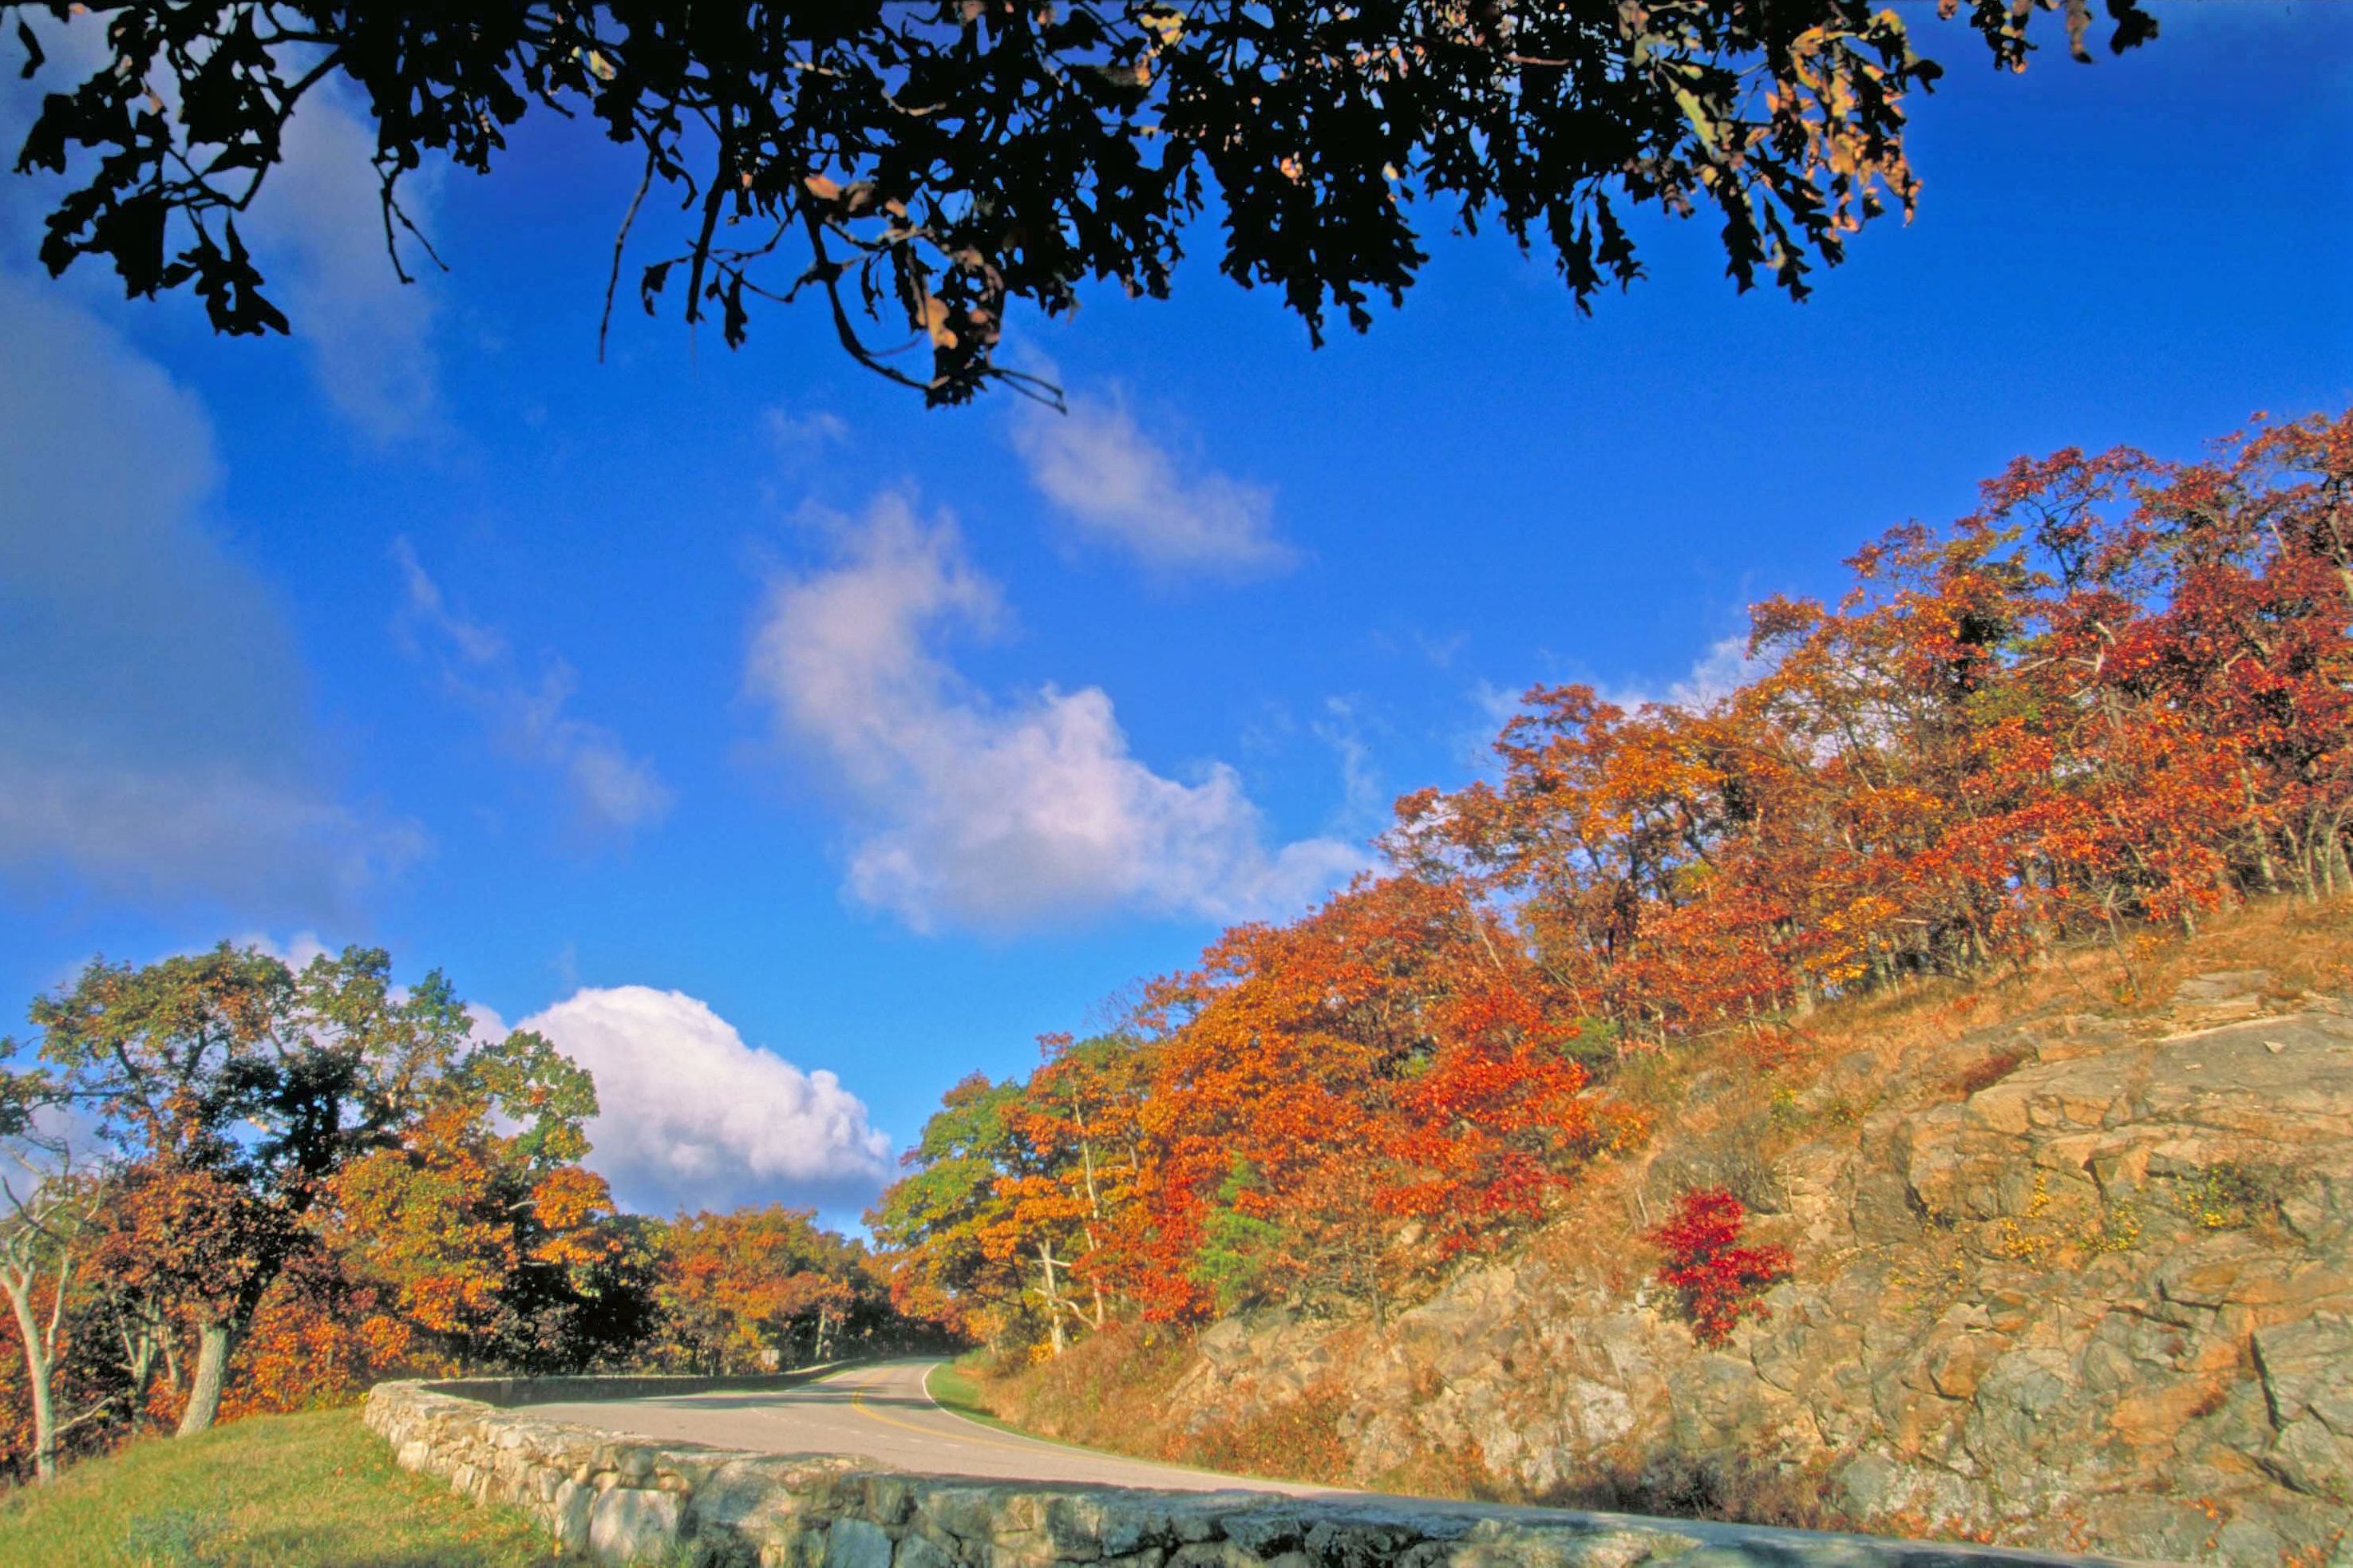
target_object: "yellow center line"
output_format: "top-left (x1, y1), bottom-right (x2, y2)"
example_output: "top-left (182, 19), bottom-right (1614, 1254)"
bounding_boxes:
top-left (848, 1382), bottom-right (1086, 1459)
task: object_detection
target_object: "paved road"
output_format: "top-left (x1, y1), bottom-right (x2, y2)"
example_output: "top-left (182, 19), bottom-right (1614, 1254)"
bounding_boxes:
top-left (529, 1359), bottom-right (1339, 1496)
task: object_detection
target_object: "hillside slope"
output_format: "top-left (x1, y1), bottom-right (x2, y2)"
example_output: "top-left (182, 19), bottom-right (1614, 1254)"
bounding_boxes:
top-left (981, 906), bottom-right (2353, 1564)
top-left (0, 1407), bottom-right (558, 1566)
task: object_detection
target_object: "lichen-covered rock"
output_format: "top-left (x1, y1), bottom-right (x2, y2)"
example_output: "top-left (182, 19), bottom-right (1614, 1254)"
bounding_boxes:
top-left (824, 1517), bottom-right (893, 1568)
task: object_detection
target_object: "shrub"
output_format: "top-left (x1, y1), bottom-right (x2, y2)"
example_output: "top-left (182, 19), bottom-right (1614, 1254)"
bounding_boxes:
top-left (1649, 1188), bottom-right (1793, 1348)
top-left (2181, 1162), bottom-right (2287, 1230)
top-left (1647, 1121), bottom-right (1787, 1216)
top-left (1953, 1047), bottom-right (2029, 1096)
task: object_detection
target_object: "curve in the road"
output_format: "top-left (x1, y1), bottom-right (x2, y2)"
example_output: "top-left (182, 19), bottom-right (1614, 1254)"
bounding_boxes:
top-left (526, 1359), bottom-right (1340, 1498)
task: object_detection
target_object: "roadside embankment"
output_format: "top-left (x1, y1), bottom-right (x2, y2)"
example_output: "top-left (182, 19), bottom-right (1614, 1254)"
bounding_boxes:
top-left (976, 919), bottom-right (2353, 1564)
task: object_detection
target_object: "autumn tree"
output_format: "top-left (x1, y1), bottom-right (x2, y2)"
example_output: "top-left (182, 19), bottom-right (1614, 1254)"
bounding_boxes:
top-left (1648, 1187), bottom-right (1791, 1347)
top-left (326, 1101), bottom-right (657, 1377)
top-left (1392, 409), bottom-right (2353, 1042)
top-left (0, 1132), bottom-right (103, 1482)
top-left (651, 1206), bottom-right (875, 1373)
top-left (6, 942), bottom-right (611, 1432)
top-left (1135, 874), bottom-right (1608, 1321)
top-left (875, 406), bottom-right (2352, 1349)
top-left (7, 0), bottom-right (2151, 402)
top-left (998, 1033), bottom-right (1153, 1352)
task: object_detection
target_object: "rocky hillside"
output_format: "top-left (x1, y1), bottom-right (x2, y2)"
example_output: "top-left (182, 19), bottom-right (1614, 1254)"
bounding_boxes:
top-left (984, 914), bottom-right (2353, 1565)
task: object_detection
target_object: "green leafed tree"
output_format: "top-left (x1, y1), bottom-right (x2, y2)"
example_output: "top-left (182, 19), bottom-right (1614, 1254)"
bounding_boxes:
top-left (7, 0), bottom-right (2153, 403)
top-left (866, 1072), bottom-right (1035, 1349)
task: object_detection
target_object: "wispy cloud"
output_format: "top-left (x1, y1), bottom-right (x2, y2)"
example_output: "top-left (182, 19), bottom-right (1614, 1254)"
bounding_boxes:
top-left (393, 542), bottom-right (673, 837)
top-left (1603, 633), bottom-right (1770, 713)
top-left (745, 494), bottom-right (1364, 932)
top-left (1455, 633), bottom-right (1774, 777)
top-left (257, 85), bottom-right (446, 444)
top-left (1312, 697), bottom-right (1387, 834)
top-left (0, 274), bottom-right (425, 918)
top-left (230, 931), bottom-right (337, 971)
top-left (763, 405), bottom-right (850, 456)
top-left (1011, 390), bottom-right (1295, 580)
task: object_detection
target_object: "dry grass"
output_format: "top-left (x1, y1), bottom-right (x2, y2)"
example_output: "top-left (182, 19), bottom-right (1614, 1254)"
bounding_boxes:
top-left (1529, 1448), bottom-right (1849, 1532)
top-left (965, 1321), bottom-right (1194, 1457)
top-left (1176, 1380), bottom-right (1358, 1485)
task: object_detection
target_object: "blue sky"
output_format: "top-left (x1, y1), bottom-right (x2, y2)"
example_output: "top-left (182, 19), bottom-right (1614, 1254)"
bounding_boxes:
top-left (2, 6), bottom-right (2347, 1228)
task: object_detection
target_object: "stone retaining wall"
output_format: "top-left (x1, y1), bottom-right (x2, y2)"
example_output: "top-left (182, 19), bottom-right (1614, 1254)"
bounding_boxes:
top-left (362, 1377), bottom-right (2122, 1566)
top-left (425, 1365), bottom-right (861, 1408)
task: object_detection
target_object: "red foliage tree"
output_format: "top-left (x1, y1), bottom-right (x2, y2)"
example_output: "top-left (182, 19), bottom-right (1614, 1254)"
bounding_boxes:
top-left (1647, 1189), bottom-right (1793, 1349)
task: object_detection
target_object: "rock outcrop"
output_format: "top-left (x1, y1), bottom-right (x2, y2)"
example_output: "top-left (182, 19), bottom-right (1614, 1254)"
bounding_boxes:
top-left (1153, 983), bottom-right (2353, 1565)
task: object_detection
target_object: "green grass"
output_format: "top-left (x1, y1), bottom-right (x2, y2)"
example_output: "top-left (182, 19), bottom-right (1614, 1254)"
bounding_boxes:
top-left (0, 1408), bottom-right (564, 1566)
top-left (922, 1355), bottom-right (1024, 1436)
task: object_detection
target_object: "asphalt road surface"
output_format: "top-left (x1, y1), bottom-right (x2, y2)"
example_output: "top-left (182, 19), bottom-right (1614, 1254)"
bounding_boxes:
top-left (529, 1359), bottom-right (1338, 1495)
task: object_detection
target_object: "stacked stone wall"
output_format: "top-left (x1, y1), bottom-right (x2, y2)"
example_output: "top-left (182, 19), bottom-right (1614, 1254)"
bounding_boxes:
top-left (362, 1377), bottom-right (2118, 1567)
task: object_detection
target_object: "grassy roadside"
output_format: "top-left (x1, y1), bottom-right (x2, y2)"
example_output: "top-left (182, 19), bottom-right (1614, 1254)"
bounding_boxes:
top-left (922, 1355), bottom-right (1027, 1438)
top-left (927, 1347), bottom-right (1361, 1492)
top-left (0, 1408), bottom-right (561, 1567)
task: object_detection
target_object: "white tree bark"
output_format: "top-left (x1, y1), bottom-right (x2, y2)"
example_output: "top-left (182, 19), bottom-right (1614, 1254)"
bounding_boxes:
top-left (176, 1317), bottom-right (233, 1437)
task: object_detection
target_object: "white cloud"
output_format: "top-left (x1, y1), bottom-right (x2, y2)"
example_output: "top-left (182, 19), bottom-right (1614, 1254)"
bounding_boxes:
top-left (0, 273), bottom-right (425, 916)
top-left (1011, 392), bottom-right (1295, 579)
top-left (517, 985), bottom-right (892, 1214)
top-left (746, 495), bottom-right (1366, 931)
top-left (763, 406), bottom-right (850, 456)
top-left (231, 930), bottom-right (336, 972)
top-left (393, 540), bottom-right (673, 837)
top-left (464, 1001), bottom-right (510, 1045)
top-left (1456, 635), bottom-right (1776, 776)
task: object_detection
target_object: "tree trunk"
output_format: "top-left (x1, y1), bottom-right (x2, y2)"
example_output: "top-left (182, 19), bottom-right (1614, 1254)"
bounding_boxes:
top-left (1036, 1243), bottom-right (1068, 1357)
top-left (177, 1318), bottom-right (232, 1437)
top-left (3, 1282), bottom-right (57, 1483)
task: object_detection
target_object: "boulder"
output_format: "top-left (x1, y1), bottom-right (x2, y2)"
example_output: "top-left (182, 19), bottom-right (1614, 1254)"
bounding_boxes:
top-left (589, 1486), bottom-right (682, 1564)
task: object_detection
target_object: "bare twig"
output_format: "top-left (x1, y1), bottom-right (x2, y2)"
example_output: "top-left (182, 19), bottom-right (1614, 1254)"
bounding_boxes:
top-left (599, 144), bottom-right (661, 362)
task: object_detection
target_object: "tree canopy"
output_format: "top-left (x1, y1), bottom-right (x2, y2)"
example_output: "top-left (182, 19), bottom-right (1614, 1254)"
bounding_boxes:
top-left (9, 0), bottom-right (2153, 403)
top-left (4, 945), bottom-right (607, 1448)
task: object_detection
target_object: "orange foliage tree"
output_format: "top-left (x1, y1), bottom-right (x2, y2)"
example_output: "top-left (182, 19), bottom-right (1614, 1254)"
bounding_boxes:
top-left (326, 1103), bottom-right (656, 1377)
top-left (876, 408), bottom-right (2353, 1354)
top-left (651, 1205), bottom-right (880, 1374)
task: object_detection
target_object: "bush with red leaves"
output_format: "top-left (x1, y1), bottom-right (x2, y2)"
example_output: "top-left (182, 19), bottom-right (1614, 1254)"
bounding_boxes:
top-left (1649, 1187), bottom-right (1793, 1347)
